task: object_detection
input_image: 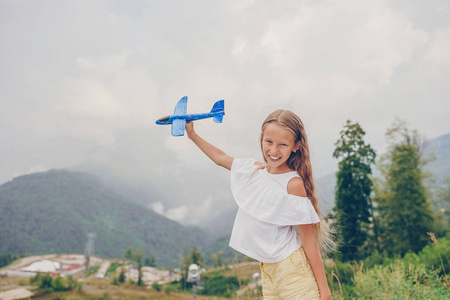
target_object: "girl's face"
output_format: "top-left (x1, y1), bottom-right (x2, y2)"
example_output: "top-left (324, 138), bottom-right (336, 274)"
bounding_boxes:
top-left (261, 123), bottom-right (300, 174)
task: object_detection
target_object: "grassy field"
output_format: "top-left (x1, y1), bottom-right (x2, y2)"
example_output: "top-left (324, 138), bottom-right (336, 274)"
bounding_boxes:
top-left (0, 276), bottom-right (254, 300)
top-left (2, 237), bottom-right (449, 300)
top-left (0, 261), bottom-right (263, 300)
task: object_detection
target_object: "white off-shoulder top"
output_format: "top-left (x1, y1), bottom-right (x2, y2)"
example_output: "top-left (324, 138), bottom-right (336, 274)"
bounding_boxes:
top-left (229, 158), bottom-right (320, 263)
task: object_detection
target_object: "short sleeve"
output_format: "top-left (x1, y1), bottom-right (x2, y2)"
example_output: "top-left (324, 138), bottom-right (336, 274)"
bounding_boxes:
top-left (229, 158), bottom-right (320, 226)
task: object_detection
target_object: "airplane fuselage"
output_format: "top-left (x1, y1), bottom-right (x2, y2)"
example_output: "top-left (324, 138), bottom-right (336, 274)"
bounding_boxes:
top-left (156, 112), bottom-right (217, 125)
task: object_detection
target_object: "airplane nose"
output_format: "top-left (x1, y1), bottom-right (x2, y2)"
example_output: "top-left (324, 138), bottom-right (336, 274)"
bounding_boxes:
top-left (158, 115), bottom-right (170, 122)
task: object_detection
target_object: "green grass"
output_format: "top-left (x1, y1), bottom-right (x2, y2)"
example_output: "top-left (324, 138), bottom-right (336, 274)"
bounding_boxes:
top-left (327, 234), bottom-right (450, 299)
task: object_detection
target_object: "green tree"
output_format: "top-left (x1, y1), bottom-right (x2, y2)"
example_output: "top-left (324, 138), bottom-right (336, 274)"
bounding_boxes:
top-left (133, 247), bottom-right (144, 286)
top-left (179, 245), bottom-right (205, 290)
top-left (333, 120), bottom-right (377, 261)
top-left (145, 255), bottom-right (157, 267)
top-left (0, 254), bottom-right (20, 268)
top-left (179, 245), bottom-right (191, 290)
top-left (118, 268), bottom-right (126, 283)
top-left (133, 247), bottom-right (143, 265)
top-left (376, 120), bottom-right (434, 255)
top-left (123, 247), bottom-right (132, 261)
top-left (212, 251), bottom-right (224, 267)
top-left (432, 179), bottom-right (450, 235)
top-left (189, 246), bottom-right (204, 266)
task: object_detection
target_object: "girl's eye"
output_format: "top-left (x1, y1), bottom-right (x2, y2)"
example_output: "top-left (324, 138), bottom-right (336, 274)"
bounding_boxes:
top-left (265, 140), bottom-right (272, 144)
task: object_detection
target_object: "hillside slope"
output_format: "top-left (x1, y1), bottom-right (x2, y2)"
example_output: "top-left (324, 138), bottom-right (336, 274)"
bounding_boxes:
top-left (425, 133), bottom-right (450, 183)
top-left (0, 170), bottom-right (212, 268)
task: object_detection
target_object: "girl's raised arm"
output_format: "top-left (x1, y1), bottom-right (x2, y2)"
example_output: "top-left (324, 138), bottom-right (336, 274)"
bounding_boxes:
top-left (186, 122), bottom-right (234, 170)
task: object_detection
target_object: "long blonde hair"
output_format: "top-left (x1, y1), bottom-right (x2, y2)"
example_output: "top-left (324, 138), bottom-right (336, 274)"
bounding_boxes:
top-left (260, 110), bottom-right (334, 255)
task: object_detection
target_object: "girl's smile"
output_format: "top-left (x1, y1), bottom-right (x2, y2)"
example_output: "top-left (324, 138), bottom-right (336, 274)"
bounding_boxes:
top-left (262, 123), bottom-right (299, 174)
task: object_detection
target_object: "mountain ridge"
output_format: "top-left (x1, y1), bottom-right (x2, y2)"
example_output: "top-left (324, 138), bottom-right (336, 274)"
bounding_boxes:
top-left (0, 169), bottom-right (212, 268)
top-left (1, 133), bottom-right (448, 267)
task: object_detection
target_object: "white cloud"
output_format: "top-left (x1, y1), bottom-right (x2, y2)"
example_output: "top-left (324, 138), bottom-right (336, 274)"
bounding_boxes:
top-left (233, 0), bottom-right (256, 11)
top-left (423, 28), bottom-right (450, 73)
top-left (347, 5), bottom-right (428, 85)
top-left (151, 201), bottom-right (196, 224)
top-left (231, 37), bottom-right (251, 64)
top-left (259, 12), bottom-right (309, 70)
top-left (76, 53), bottom-right (129, 74)
top-left (56, 78), bottom-right (123, 121)
top-left (165, 206), bottom-right (190, 224)
top-left (1, 0), bottom-right (449, 225)
top-left (163, 135), bottom-right (210, 170)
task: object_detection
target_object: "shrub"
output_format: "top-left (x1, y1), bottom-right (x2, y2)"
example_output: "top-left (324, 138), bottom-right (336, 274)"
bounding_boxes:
top-left (354, 261), bottom-right (449, 299)
top-left (29, 273), bottom-right (42, 285)
top-left (325, 259), bottom-right (356, 299)
top-left (118, 268), bottom-right (125, 283)
top-left (29, 273), bottom-right (74, 293)
top-left (152, 281), bottom-right (162, 291)
top-left (362, 249), bottom-right (389, 269)
top-left (199, 274), bottom-right (239, 297)
top-left (106, 262), bottom-right (123, 276)
top-left (38, 274), bottom-right (53, 291)
top-left (51, 276), bottom-right (69, 291)
top-left (87, 265), bottom-right (100, 277)
top-left (329, 234), bottom-right (450, 299)
top-left (417, 234), bottom-right (450, 275)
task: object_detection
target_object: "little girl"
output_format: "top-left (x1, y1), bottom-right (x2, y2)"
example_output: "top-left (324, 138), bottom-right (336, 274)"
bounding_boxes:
top-left (186, 109), bottom-right (332, 300)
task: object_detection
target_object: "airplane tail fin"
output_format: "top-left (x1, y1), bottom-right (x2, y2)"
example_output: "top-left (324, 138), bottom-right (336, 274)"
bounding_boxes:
top-left (210, 100), bottom-right (225, 123)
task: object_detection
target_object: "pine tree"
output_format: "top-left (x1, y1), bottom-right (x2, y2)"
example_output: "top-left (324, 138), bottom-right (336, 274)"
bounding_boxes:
top-left (333, 120), bottom-right (376, 261)
top-left (376, 120), bottom-right (434, 255)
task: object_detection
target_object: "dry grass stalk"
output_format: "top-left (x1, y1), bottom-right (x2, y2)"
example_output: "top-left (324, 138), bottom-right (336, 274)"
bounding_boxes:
top-left (428, 232), bottom-right (449, 286)
top-left (331, 270), bottom-right (343, 296)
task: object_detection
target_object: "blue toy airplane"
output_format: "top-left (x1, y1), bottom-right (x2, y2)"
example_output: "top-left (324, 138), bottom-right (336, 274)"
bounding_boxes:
top-left (156, 96), bottom-right (225, 136)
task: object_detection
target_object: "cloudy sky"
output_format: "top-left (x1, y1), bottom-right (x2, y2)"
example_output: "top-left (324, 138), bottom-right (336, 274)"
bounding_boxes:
top-left (1, 0), bottom-right (449, 225)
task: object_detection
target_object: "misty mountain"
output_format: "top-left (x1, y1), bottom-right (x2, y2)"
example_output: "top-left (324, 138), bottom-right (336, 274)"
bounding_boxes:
top-left (315, 173), bottom-right (336, 214)
top-left (71, 163), bottom-right (167, 209)
top-left (0, 170), bottom-right (213, 268)
top-left (202, 206), bottom-right (238, 237)
top-left (425, 133), bottom-right (450, 184)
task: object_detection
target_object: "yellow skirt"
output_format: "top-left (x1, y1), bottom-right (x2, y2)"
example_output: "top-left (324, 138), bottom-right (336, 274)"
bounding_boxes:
top-left (260, 247), bottom-right (320, 300)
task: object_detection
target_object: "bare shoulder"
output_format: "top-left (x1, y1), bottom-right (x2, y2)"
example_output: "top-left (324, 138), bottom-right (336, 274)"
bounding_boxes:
top-left (287, 177), bottom-right (307, 197)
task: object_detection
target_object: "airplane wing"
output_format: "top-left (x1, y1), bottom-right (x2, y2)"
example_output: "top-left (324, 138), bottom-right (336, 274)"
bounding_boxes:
top-left (171, 118), bottom-right (186, 136)
top-left (173, 96), bottom-right (188, 115)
